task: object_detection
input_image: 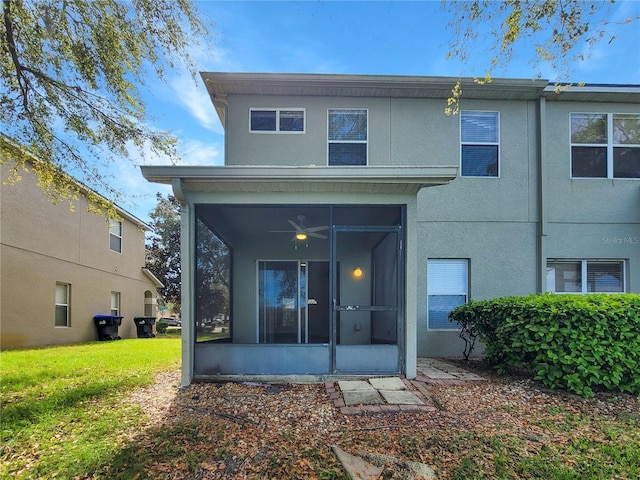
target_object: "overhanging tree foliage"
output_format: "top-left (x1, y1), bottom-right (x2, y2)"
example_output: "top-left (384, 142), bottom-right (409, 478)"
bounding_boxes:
top-left (1, 0), bottom-right (210, 214)
top-left (441, 0), bottom-right (638, 113)
top-left (146, 193), bottom-right (181, 308)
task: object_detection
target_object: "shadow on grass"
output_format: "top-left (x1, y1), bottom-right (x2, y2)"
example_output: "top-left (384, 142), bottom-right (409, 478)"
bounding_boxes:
top-left (2, 377), bottom-right (140, 431)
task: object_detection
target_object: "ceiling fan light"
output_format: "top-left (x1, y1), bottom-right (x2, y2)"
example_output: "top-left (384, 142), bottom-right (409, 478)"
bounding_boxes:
top-left (295, 232), bottom-right (308, 241)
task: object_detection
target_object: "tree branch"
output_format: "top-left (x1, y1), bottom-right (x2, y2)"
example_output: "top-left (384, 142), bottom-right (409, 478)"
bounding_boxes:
top-left (3, 0), bottom-right (30, 112)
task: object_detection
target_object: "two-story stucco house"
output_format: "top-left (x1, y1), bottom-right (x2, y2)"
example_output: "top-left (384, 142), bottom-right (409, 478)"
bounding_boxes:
top-left (1, 153), bottom-right (163, 348)
top-left (141, 73), bottom-right (639, 386)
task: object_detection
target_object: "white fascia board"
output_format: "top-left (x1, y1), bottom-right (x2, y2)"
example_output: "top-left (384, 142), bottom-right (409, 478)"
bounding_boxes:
top-left (142, 267), bottom-right (164, 288)
top-left (140, 165), bottom-right (459, 193)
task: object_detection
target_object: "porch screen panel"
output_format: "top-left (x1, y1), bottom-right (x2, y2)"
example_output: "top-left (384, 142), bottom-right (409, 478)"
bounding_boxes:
top-left (195, 215), bottom-right (231, 343)
top-left (372, 232), bottom-right (398, 344)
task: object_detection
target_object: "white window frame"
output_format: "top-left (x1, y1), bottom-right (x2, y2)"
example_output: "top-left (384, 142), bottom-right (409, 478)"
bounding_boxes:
top-left (570, 112), bottom-right (640, 179)
top-left (427, 259), bottom-right (469, 330)
top-left (546, 259), bottom-right (626, 294)
top-left (460, 110), bottom-right (500, 177)
top-left (249, 108), bottom-right (306, 133)
top-left (109, 219), bottom-right (123, 253)
top-left (327, 108), bottom-right (368, 166)
top-left (111, 291), bottom-right (121, 316)
top-left (55, 282), bottom-right (70, 327)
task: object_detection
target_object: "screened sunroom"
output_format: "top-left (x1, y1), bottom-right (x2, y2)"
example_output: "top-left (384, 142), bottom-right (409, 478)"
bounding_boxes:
top-left (141, 165), bottom-right (457, 384)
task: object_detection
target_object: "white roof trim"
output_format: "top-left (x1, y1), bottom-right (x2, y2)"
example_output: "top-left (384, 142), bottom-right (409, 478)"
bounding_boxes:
top-left (142, 267), bottom-right (164, 288)
top-left (140, 165), bottom-right (458, 194)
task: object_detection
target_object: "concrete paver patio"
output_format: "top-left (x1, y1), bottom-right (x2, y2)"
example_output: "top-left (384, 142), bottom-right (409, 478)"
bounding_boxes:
top-left (326, 358), bottom-right (485, 415)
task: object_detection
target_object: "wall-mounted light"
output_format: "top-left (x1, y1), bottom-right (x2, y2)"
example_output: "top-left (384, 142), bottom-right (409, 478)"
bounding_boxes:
top-left (353, 266), bottom-right (363, 278)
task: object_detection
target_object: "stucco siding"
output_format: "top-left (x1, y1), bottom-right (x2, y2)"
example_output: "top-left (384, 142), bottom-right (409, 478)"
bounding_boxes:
top-left (544, 101), bottom-right (640, 224)
top-left (1, 160), bottom-right (159, 348)
top-left (225, 95), bottom-right (393, 167)
top-left (416, 220), bottom-right (538, 357)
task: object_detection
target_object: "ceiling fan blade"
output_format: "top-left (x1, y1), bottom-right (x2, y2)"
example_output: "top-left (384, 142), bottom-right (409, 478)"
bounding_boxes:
top-left (305, 225), bottom-right (329, 232)
top-left (307, 232), bottom-right (328, 239)
top-left (288, 220), bottom-right (304, 231)
top-left (270, 230), bottom-right (296, 233)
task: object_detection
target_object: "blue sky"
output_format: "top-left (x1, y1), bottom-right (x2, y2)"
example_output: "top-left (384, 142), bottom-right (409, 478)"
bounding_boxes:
top-left (121, 0), bottom-right (640, 222)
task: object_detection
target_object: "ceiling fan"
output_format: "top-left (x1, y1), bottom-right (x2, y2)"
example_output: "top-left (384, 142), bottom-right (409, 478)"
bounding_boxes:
top-left (270, 215), bottom-right (329, 242)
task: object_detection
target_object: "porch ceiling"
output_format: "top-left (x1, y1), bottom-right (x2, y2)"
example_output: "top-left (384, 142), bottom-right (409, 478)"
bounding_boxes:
top-left (140, 165), bottom-right (458, 195)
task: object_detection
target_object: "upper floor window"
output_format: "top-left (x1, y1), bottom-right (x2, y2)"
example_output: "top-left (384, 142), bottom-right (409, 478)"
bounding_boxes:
top-left (55, 282), bottom-right (70, 327)
top-left (571, 113), bottom-right (640, 178)
top-left (546, 260), bottom-right (625, 293)
top-left (250, 108), bottom-right (305, 133)
top-left (461, 111), bottom-right (499, 177)
top-left (109, 219), bottom-right (122, 253)
top-left (328, 108), bottom-right (367, 166)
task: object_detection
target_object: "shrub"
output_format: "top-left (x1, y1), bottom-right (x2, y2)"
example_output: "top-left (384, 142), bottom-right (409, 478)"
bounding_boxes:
top-left (156, 321), bottom-right (168, 334)
top-left (449, 294), bottom-right (640, 398)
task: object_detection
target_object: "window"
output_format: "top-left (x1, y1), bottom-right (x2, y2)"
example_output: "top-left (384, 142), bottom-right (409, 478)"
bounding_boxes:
top-left (109, 219), bottom-right (122, 253)
top-left (111, 291), bottom-right (121, 316)
top-left (546, 260), bottom-right (625, 293)
top-left (250, 108), bottom-right (305, 133)
top-left (328, 108), bottom-right (367, 165)
top-left (461, 111), bottom-right (499, 177)
top-left (427, 259), bottom-right (468, 329)
top-left (571, 113), bottom-right (640, 178)
top-left (55, 283), bottom-right (70, 327)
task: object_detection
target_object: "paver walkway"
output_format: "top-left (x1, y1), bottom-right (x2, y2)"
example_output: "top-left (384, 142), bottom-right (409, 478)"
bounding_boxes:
top-left (325, 358), bottom-right (484, 415)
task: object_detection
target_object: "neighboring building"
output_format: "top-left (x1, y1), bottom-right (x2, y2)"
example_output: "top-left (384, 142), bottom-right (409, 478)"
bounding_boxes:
top-left (1, 154), bottom-right (163, 349)
top-left (141, 73), bottom-right (640, 386)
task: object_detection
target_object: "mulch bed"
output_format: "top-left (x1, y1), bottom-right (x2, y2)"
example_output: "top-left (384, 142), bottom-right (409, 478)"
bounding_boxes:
top-left (122, 362), bottom-right (640, 479)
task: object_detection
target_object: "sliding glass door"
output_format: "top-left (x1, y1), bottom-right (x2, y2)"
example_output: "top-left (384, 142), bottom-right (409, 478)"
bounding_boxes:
top-left (258, 261), bottom-right (330, 344)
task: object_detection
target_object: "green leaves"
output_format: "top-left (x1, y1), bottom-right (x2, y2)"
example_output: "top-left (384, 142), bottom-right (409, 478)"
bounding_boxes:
top-left (450, 293), bottom-right (640, 398)
top-left (1, 0), bottom-right (210, 209)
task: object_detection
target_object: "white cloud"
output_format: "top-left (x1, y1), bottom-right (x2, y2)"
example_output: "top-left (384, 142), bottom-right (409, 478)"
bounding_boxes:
top-left (169, 74), bottom-right (224, 134)
top-left (178, 138), bottom-right (224, 166)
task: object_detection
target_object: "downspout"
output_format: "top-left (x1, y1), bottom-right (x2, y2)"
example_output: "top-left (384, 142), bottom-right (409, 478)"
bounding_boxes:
top-left (212, 94), bottom-right (229, 164)
top-left (172, 178), bottom-right (194, 387)
top-left (536, 97), bottom-right (547, 293)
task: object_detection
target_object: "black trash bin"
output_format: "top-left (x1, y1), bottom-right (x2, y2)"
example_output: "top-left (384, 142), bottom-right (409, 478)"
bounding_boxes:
top-left (133, 316), bottom-right (156, 338)
top-left (94, 315), bottom-right (123, 341)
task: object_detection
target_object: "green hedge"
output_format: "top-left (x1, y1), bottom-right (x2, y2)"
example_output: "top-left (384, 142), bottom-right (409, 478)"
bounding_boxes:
top-left (449, 294), bottom-right (640, 398)
top-left (156, 321), bottom-right (168, 334)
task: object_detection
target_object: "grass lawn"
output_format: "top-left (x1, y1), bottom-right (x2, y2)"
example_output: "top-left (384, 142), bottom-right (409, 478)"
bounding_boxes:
top-left (1, 337), bottom-right (180, 479)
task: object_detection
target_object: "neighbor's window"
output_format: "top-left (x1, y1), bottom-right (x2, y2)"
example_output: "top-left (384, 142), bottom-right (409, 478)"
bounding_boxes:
top-left (546, 260), bottom-right (625, 293)
top-left (328, 108), bottom-right (368, 165)
top-left (55, 283), bottom-right (70, 327)
top-left (571, 113), bottom-right (640, 178)
top-left (461, 111), bottom-right (499, 177)
top-left (111, 291), bottom-right (121, 316)
top-left (427, 259), bottom-right (469, 329)
top-left (250, 108), bottom-right (305, 133)
top-left (109, 219), bottom-right (122, 253)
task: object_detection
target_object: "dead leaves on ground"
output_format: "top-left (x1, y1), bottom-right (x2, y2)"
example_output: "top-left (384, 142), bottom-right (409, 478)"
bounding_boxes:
top-left (115, 364), bottom-right (640, 479)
